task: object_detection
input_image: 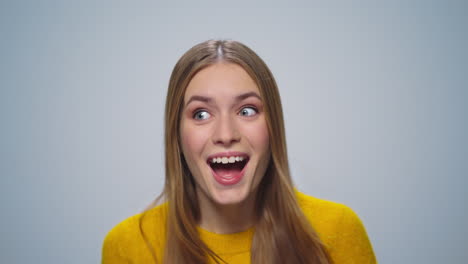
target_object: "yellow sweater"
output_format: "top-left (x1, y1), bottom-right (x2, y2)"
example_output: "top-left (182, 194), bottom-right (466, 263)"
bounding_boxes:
top-left (102, 192), bottom-right (377, 263)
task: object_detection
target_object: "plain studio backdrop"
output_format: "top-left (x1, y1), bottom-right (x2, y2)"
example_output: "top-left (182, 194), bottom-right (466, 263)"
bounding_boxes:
top-left (1, 1), bottom-right (467, 263)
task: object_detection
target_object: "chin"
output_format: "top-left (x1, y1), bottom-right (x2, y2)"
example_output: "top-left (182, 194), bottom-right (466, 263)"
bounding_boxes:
top-left (208, 185), bottom-right (252, 206)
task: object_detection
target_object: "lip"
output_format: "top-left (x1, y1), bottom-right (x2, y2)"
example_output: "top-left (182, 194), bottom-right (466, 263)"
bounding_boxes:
top-left (206, 151), bottom-right (250, 186)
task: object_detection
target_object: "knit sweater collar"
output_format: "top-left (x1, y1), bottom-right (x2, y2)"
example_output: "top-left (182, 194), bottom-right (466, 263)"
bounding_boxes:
top-left (197, 226), bottom-right (254, 254)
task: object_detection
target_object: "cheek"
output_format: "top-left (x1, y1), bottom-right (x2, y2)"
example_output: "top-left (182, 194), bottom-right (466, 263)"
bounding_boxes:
top-left (243, 120), bottom-right (269, 151)
top-left (243, 119), bottom-right (270, 188)
top-left (180, 122), bottom-right (208, 161)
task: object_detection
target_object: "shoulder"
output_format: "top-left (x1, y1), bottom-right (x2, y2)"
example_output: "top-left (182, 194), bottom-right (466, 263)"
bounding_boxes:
top-left (295, 190), bottom-right (368, 238)
top-left (296, 191), bottom-right (354, 225)
top-left (102, 203), bottom-right (168, 263)
top-left (296, 191), bottom-right (348, 214)
top-left (296, 191), bottom-right (377, 263)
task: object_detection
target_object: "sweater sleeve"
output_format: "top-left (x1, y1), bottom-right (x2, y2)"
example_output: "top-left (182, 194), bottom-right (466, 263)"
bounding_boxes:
top-left (330, 205), bottom-right (377, 264)
top-left (101, 209), bottom-right (166, 264)
top-left (101, 225), bottom-right (131, 264)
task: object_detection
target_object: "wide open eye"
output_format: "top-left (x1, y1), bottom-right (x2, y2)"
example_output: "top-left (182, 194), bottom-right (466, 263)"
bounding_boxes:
top-left (239, 106), bottom-right (258, 117)
top-left (193, 110), bottom-right (211, 120)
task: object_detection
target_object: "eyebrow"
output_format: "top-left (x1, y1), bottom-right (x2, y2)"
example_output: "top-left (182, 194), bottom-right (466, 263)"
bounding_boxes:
top-left (236, 91), bottom-right (262, 101)
top-left (185, 91), bottom-right (262, 107)
top-left (185, 95), bottom-right (212, 107)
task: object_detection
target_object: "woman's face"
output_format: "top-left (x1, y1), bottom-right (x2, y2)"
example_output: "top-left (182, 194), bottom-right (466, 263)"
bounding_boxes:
top-left (180, 63), bottom-right (270, 207)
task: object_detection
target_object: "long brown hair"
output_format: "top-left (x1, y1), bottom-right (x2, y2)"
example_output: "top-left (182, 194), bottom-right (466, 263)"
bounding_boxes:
top-left (143, 40), bottom-right (332, 263)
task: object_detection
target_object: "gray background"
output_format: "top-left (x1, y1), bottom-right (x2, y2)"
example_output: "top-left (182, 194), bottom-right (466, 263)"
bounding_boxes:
top-left (1, 1), bottom-right (467, 263)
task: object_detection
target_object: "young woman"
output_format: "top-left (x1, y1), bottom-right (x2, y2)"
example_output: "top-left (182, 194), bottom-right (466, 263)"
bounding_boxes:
top-left (102, 40), bottom-right (377, 264)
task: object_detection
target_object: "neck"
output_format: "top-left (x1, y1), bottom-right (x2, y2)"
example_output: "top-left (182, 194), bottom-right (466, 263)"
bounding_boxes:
top-left (197, 192), bottom-right (257, 234)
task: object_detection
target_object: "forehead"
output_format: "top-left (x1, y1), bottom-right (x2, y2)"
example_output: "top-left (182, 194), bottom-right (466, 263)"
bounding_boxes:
top-left (184, 63), bottom-right (260, 102)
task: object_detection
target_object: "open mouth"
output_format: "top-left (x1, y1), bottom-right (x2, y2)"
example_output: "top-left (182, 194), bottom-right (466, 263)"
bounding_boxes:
top-left (207, 154), bottom-right (250, 185)
top-left (209, 156), bottom-right (249, 173)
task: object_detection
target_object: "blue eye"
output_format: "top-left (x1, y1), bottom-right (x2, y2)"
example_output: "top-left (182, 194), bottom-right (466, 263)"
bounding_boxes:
top-left (239, 107), bottom-right (257, 117)
top-left (193, 110), bottom-right (211, 120)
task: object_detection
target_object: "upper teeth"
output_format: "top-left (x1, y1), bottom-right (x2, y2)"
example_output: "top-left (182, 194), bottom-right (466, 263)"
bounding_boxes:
top-left (211, 156), bottom-right (245, 164)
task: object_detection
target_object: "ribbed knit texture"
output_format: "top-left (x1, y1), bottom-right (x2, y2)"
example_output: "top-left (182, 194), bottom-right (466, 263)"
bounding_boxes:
top-left (102, 192), bottom-right (377, 263)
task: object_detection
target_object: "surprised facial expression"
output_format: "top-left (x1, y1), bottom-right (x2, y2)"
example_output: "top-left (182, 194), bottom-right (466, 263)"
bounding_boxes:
top-left (180, 63), bottom-right (271, 207)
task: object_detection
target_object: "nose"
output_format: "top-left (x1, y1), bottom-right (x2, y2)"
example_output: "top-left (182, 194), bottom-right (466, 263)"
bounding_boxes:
top-left (212, 114), bottom-right (240, 146)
